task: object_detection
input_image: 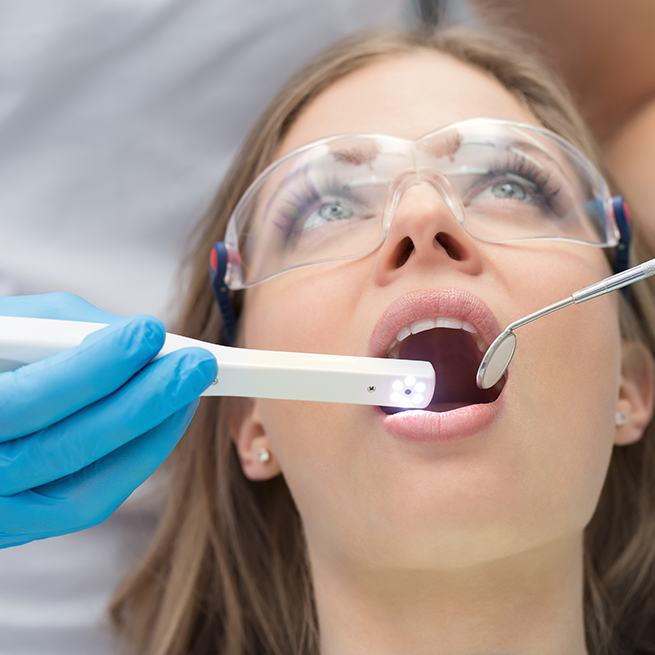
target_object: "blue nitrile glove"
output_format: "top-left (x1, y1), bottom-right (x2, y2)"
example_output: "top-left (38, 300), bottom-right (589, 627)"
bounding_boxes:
top-left (0, 292), bottom-right (217, 549)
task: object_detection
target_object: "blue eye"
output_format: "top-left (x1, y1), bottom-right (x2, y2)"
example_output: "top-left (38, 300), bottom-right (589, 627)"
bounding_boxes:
top-left (490, 180), bottom-right (529, 201)
top-left (318, 201), bottom-right (354, 221)
top-left (464, 153), bottom-right (564, 218)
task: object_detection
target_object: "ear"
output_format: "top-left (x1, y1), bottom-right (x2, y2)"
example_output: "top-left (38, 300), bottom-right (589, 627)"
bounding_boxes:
top-left (227, 399), bottom-right (281, 481)
top-left (615, 340), bottom-right (655, 446)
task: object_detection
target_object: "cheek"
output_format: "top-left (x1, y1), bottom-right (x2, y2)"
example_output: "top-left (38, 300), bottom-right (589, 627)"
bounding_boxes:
top-left (255, 398), bottom-right (358, 514)
top-left (502, 252), bottom-right (621, 530)
top-left (244, 270), bottom-right (350, 352)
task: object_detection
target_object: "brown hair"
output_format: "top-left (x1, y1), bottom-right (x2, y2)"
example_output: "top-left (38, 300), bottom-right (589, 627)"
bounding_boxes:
top-left (109, 26), bottom-right (655, 655)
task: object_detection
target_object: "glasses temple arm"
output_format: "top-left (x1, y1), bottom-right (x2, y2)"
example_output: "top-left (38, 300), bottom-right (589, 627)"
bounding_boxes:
top-left (209, 242), bottom-right (237, 346)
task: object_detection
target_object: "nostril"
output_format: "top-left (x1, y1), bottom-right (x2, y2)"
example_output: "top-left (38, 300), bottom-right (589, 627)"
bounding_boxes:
top-left (436, 233), bottom-right (463, 261)
top-left (394, 236), bottom-right (414, 267)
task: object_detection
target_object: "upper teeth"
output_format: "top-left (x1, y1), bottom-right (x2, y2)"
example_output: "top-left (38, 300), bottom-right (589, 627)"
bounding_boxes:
top-left (385, 317), bottom-right (486, 357)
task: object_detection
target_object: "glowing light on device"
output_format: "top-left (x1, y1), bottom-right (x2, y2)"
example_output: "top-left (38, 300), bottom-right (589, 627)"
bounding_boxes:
top-left (389, 375), bottom-right (427, 408)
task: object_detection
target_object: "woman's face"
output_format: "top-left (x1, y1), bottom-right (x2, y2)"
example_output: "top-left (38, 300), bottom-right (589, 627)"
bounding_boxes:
top-left (234, 52), bottom-right (626, 570)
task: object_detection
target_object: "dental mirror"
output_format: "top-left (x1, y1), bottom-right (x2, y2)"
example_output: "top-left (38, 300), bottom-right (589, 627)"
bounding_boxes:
top-left (476, 330), bottom-right (516, 389)
top-left (476, 256), bottom-right (655, 389)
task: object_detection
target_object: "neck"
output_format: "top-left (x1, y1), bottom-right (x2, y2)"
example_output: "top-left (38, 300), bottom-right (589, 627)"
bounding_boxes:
top-left (312, 534), bottom-right (588, 655)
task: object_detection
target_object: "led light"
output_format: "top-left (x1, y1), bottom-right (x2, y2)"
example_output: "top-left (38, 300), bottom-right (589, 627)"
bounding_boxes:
top-left (415, 381), bottom-right (426, 393)
top-left (392, 379), bottom-right (403, 391)
top-left (413, 393), bottom-right (424, 406)
top-left (404, 375), bottom-right (416, 387)
top-left (390, 391), bottom-right (401, 403)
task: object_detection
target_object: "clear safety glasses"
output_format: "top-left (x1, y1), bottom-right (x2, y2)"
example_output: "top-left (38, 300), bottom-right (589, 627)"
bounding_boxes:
top-left (219, 117), bottom-right (622, 290)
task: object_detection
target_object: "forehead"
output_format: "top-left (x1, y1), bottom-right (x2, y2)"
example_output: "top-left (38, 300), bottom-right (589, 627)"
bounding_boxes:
top-left (277, 51), bottom-right (542, 158)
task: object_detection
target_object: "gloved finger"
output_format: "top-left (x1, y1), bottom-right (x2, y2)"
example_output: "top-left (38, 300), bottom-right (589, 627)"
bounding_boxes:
top-left (0, 292), bottom-right (123, 324)
top-left (0, 348), bottom-right (216, 494)
top-left (0, 315), bottom-right (166, 441)
top-left (0, 399), bottom-right (199, 544)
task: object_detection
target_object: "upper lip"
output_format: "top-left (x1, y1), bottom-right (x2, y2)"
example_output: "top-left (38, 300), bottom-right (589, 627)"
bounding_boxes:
top-left (368, 287), bottom-right (503, 358)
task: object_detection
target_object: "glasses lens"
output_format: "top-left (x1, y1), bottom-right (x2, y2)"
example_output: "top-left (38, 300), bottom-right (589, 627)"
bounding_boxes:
top-left (428, 124), bottom-right (610, 245)
top-left (231, 122), bottom-right (613, 287)
top-left (235, 136), bottom-right (404, 285)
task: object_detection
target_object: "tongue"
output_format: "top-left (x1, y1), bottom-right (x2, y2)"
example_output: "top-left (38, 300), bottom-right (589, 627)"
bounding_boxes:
top-left (384, 328), bottom-right (500, 413)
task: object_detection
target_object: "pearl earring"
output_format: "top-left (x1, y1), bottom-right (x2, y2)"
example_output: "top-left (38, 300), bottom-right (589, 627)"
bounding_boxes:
top-left (256, 448), bottom-right (271, 463)
top-left (615, 410), bottom-right (629, 426)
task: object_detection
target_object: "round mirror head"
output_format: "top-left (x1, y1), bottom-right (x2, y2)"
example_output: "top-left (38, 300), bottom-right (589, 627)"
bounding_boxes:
top-left (476, 330), bottom-right (516, 389)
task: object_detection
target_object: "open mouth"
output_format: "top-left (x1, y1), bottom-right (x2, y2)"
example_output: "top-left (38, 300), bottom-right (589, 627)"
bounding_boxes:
top-left (380, 326), bottom-right (506, 415)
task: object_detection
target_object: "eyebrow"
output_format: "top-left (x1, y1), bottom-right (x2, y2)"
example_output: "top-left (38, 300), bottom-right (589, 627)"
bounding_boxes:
top-left (423, 132), bottom-right (463, 159)
top-left (328, 142), bottom-right (380, 166)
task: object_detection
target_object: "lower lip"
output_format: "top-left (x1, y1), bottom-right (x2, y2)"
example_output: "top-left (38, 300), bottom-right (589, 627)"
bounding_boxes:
top-left (374, 393), bottom-right (505, 443)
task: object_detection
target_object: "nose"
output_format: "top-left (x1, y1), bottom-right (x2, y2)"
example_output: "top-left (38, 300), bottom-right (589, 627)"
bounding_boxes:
top-left (373, 178), bottom-right (484, 284)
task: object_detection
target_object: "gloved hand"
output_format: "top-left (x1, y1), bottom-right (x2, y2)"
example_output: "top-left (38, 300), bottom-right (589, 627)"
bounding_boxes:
top-left (0, 292), bottom-right (217, 548)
